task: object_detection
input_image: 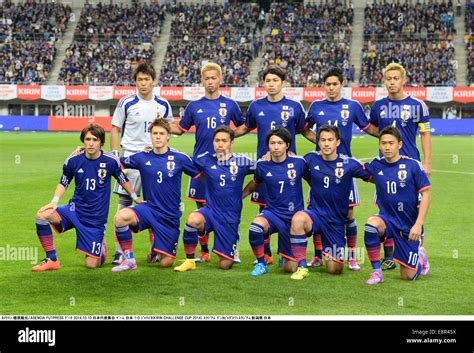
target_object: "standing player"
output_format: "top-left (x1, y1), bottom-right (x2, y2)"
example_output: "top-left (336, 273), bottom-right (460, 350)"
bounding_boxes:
top-left (174, 126), bottom-right (255, 272)
top-left (32, 124), bottom-right (139, 271)
top-left (234, 65), bottom-right (315, 263)
top-left (306, 67), bottom-right (378, 271)
top-left (170, 63), bottom-right (245, 263)
top-left (110, 62), bottom-right (174, 265)
top-left (242, 127), bottom-right (307, 276)
top-left (369, 63), bottom-right (432, 271)
top-left (289, 125), bottom-right (371, 280)
top-left (363, 126), bottom-right (431, 284)
top-left (111, 118), bottom-right (201, 272)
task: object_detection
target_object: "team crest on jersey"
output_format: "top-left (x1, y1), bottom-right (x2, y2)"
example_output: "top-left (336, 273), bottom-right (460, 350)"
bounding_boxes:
top-left (335, 167), bottom-right (344, 183)
top-left (190, 188), bottom-right (196, 196)
top-left (167, 161), bottom-right (175, 177)
top-left (219, 108), bottom-right (227, 117)
top-left (401, 109), bottom-right (411, 126)
top-left (398, 170), bottom-right (407, 187)
top-left (230, 161), bottom-right (238, 181)
top-left (287, 169), bottom-right (296, 185)
top-left (340, 110), bottom-right (350, 126)
top-left (281, 111), bottom-right (290, 127)
top-left (98, 169), bottom-right (107, 183)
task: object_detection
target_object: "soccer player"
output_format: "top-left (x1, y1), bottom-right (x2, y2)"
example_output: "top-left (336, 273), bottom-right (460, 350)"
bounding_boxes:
top-left (363, 126), bottom-right (431, 284)
top-left (289, 125), bottom-right (371, 280)
top-left (33, 124), bottom-right (139, 271)
top-left (169, 63), bottom-right (245, 263)
top-left (369, 63), bottom-right (432, 271)
top-left (234, 65), bottom-right (315, 263)
top-left (110, 62), bottom-right (174, 265)
top-left (242, 127), bottom-right (307, 276)
top-left (174, 126), bottom-right (254, 272)
top-left (306, 67), bottom-right (378, 271)
top-left (111, 118), bottom-right (201, 272)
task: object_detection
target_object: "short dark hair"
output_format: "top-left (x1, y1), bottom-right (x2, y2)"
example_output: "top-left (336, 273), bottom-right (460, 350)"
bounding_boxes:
top-left (213, 125), bottom-right (235, 141)
top-left (80, 123), bottom-right (105, 146)
top-left (148, 117), bottom-right (171, 134)
top-left (323, 67), bottom-right (344, 84)
top-left (265, 126), bottom-right (292, 148)
top-left (133, 62), bottom-right (156, 81)
top-left (262, 65), bottom-right (286, 82)
top-left (317, 124), bottom-right (341, 140)
top-left (379, 126), bottom-right (402, 142)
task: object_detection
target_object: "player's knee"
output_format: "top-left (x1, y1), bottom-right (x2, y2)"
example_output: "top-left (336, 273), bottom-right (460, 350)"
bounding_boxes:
top-left (187, 212), bottom-right (203, 229)
top-left (292, 211), bottom-right (309, 229)
top-left (283, 260), bottom-right (297, 273)
top-left (159, 256), bottom-right (174, 268)
top-left (400, 268), bottom-right (416, 281)
top-left (252, 216), bottom-right (267, 229)
top-left (218, 258), bottom-right (233, 270)
top-left (114, 211), bottom-right (128, 227)
top-left (366, 216), bottom-right (383, 230)
top-left (35, 210), bottom-right (48, 221)
top-left (327, 261), bottom-right (343, 274)
top-left (84, 257), bottom-right (100, 269)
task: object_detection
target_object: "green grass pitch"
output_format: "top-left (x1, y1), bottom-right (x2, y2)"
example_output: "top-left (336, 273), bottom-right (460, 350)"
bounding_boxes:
top-left (0, 131), bottom-right (473, 315)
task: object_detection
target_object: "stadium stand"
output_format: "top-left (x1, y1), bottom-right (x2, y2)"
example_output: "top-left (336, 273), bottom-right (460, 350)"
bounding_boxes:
top-left (57, 2), bottom-right (166, 85)
top-left (0, 1), bottom-right (71, 84)
top-left (466, 0), bottom-right (474, 85)
top-left (259, 2), bottom-right (353, 86)
top-left (158, 2), bottom-right (261, 87)
top-left (360, 0), bottom-right (457, 86)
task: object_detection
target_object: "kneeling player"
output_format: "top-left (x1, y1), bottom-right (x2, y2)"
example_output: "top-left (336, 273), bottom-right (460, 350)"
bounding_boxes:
top-left (363, 126), bottom-right (431, 284)
top-left (174, 126), bottom-right (254, 271)
top-left (33, 124), bottom-right (137, 271)
top-left (289, 125), bottom-right (371, 280)
top-left (111, 118), bottom-right (201, 272)
top-left (243, 127), bottom-right (307, 276)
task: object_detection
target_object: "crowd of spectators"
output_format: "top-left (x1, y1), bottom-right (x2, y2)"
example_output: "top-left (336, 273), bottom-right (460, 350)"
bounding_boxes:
top-left (466, 1), bottom-right (474, 85)
top-left (259, 2), bottom-right (353, 86)
top-left (360, 41), bottom-right (457, 86)
top-left (364, 0), bottom-right (456, 41)
top-left (57, 41), bottom-right (154, 86)
top-left (58, 2), bottom-right (165, 85)
top-left (73, 2), bottom-right (166, 42)
top-left (360, 1), bottom-right (457, 86)
top-left (0, 1), bottom-right (71, 84)
top-left (158, 3), bottom-right (261, 86)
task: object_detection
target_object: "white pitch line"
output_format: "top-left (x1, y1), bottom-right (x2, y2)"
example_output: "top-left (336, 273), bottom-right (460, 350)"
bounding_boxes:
top-left (431, 169), bottom-right (474, 175)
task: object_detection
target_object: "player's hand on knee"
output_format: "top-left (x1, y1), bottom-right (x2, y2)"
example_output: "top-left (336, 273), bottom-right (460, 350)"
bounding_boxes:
top-left (39, 202), bottom-right (58, 213)
top-left (408, 223), bottom-right (422, 242)
top-left (134, 197), bottom-right (145, 204)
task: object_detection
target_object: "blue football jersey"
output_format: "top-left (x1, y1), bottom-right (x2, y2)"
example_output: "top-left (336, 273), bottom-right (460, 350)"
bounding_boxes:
top-left (179, 95), bottom-right (244, 157)
top-left (245, 96), bottom-right (306, 158)
top-left (60, 151), bottom-right (129, 226)
top-left (194, 152), bottom-right (255, 223)
top-left (365, 156), bottom-right (431, 232)
top-left (254, 155), bottom-right (307, 222)
top-left (369, 95), bottom-right (430, 161)
top-left (121, 148), bottom-right (200, 218)
top-left (306, 98), bottom-right (370, 157)
top-left (304, 151), bottom-right (371, 223)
